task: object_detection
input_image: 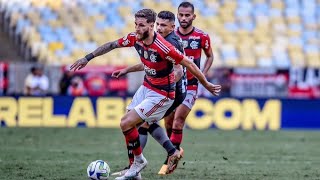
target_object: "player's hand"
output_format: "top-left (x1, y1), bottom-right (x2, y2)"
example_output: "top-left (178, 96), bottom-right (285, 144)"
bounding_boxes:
top-left (204, 82), bottom-right (221, 96)
top-left (70, 58), bottom-right (88, 71)
top-left (111, 69), bottom-right (128, 78)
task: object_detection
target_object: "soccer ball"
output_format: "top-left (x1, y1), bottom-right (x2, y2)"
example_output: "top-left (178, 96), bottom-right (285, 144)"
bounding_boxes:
top-left (87, 160), bottom-right (110, 180)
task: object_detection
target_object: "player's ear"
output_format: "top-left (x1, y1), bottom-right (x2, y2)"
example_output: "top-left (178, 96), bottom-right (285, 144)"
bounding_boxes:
top-left (193, 14), bottom-right (196, 20)
top-left (172, 23), bottom-right (175, 30)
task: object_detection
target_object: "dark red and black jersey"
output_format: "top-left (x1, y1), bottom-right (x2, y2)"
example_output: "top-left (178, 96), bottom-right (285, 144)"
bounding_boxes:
top-left (118, 32), bottom-right (184, 99)
top-left (176, 27), bottom-right (211, 90)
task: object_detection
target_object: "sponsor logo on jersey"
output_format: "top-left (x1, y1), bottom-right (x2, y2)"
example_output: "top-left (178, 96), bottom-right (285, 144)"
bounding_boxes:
top-left (165, 56), bottom-right (176, 64)
top-left (144, 65), bottom-right (156, 75)
top-left (189, 36), bottom-right (201, 40)
top-left (148, 48), bottom-right (157, 52)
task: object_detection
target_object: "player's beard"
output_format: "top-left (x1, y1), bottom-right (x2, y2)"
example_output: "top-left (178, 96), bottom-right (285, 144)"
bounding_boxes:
top-left (179, 20), bottom-right (193, 29)
top-left (137, 30), bottom-right (149, 41)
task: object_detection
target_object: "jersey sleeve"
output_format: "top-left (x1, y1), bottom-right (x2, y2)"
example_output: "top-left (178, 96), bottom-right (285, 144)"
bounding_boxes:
top-left (117, 32), bottom-right (136, 47)
top-left (164, 45), bottom-right (184, 65)
top-left (201, 33), bottom-right (211, 54)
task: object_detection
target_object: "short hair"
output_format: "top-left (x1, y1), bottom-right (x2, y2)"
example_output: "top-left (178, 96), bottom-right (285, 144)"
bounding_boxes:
top-left (158, 11), bottom-right (175, 22)
top-left (178, 1), bottom-right (194, 13)
top-left (135, 9), bottom-right (157, 23)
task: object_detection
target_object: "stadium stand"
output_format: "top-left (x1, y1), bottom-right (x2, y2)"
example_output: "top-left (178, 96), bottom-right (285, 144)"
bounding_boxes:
top-left (0, 0), bottom-right (319, 68)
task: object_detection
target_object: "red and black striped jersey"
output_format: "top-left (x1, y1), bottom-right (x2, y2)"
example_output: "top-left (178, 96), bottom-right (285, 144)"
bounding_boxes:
top-left (118, 32), bottom-right (184, 99)
top-left (176, 27), bottom-right (211, 90)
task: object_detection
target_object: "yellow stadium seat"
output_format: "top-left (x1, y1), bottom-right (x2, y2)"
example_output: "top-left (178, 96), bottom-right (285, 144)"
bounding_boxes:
top-left (239, 57), bottom-right (256, 67)
top-left (307, 54), bottom-right (320, 68)
top-left (48, 19), bottom-right (62, 28)
top-left (271, 1), bottom-right (284, 10)
top-left (290, 52), bottom-right (305, 67)
top-left (287, 16), bottom-right (301, 24)
top-left (60, 56), bottom-right (73, 65)
top-left (48, 42), bottom-right (64, 52)
top-left (47, 0), bottom-right (62, 10)
top-left (72, 49), bottom-right (86, 59)
top-left (143, 1), bottom-right (156, 8)
top-left (224, 35), bottom-right (238, 44)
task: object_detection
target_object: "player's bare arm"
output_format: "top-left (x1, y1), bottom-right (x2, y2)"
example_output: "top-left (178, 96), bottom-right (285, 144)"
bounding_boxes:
top-left (173, 64), bottom-right (183, 82)
top-left (180, 56), bottom-right (221, 96)
top-left (112, 63), bottom-right (144, 78)
top-left (70, 40), bottom-right (120, 71)
top-left (202, 48), bottom-right (214, 75)
top-left (92, 40), bottom-right (120, 57)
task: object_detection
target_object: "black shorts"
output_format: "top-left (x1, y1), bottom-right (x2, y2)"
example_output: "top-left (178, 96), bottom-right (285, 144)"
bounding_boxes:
top-left (163, 77), bottom-right (187, 118)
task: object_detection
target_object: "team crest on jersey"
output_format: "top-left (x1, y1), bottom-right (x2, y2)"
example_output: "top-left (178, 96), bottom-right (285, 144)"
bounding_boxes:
top-left (150, 53), bottom-right (157, 62)
top-left (190, 41), bottom-right (199, 49)
top-left (182, 40), bottom-right (188, 48)
top-left (144, 51), bottom-right (148, 59)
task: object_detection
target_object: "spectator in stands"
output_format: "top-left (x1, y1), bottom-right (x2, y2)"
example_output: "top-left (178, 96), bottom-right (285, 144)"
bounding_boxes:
top-left (24, 65), bottom-right (49, 96)
top-left (67, 76), bottom-right (87, 96)
top-left (59, 71), bottom-right (74, 95)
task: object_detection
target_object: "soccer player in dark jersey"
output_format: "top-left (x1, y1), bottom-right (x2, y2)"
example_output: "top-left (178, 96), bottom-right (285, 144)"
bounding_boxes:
top-left (158, 1), bottom-right (215, 174)
top-left (70, 9), bottom-right (220, 180)
top-left (111, 11), bottom-right (187, 178)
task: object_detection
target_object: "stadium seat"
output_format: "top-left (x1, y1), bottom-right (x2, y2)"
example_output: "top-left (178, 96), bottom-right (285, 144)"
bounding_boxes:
top-left (0, 0), bottom-right (319, 67)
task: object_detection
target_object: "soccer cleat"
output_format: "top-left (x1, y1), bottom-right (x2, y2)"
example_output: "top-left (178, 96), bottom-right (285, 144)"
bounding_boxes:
top-left (166, 150), bottom-right (182, 174)
top-left (157, 164), bottom-right (168, 175)
top-left (124, 156), bottom-right (147, 178)
top-left (158, 147), bottom-right (184, 175)
top-left (111, 165), bottom-right (130, 176)
top-left (115, 172), bottom-right (142, 180)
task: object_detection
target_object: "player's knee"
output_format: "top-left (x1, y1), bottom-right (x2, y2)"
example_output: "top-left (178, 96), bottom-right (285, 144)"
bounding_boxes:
top-left (120, 117), bottom-right (130, 131)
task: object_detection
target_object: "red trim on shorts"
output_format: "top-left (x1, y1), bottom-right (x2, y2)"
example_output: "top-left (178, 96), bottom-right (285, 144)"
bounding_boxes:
top-left (145, 97), bottom-right (167, 117)
top-left (143, 82), bottom-right (175, 99)
top-left (187, 85), bottom-right (198, 90)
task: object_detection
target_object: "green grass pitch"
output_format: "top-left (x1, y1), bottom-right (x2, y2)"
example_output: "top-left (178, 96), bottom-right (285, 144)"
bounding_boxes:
top-left (0, 128), bottom-right (319, 180)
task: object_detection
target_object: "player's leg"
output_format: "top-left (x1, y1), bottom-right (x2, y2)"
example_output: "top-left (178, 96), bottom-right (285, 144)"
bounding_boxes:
top-left (170, 104), bottom-right (190, 152)
top-left (114, 86), bottom-right (147, 179)
top-left (158, 105), bottom-right (191, 175)
top-left (170, 89), bottom-right (196, 151)
top-left (112, 122), bottom-right (146, 177)
top-left (164, 111), bottom-right (174, 138)
top-left (138, 122), bottom-right (149, 149)
top-left (158, 90), bottom-right (195, 174)
top-left (120, 109), bottom-right (148, 179)
top-left (117, 86), bottom-right (177, 179)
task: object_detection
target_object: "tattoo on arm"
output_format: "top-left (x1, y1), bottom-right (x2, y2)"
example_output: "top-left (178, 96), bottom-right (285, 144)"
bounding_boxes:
top-left (92, 40), bottom-right (120, 57)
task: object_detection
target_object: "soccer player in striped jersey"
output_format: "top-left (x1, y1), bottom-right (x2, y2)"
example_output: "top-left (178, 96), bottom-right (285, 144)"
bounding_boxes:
top-left (111, 11), bottom-right (187, 178)
top-left (158, 1), bottom-right (215, 175)
top-left (70, 9), bottom-right (220, 180)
